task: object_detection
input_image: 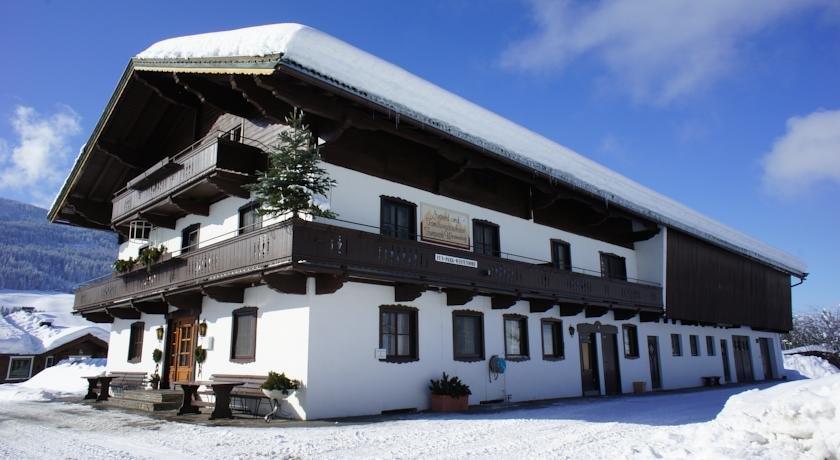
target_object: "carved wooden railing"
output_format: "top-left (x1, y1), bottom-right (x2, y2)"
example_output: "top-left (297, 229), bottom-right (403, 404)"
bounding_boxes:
top-left (75, 219), bottom-right (663, 312)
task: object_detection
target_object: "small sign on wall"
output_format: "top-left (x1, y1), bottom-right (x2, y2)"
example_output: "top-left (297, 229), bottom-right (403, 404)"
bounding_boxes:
top-left (435, 253), bottom-right (478, 268)
top-left (375, 348), bottom-right (387, 360)
top-left (420, 203), bottom-right (470, 249)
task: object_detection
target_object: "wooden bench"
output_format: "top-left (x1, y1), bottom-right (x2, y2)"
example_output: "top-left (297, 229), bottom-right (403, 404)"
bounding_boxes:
top-left (108, 371), bottom-right (148, 396)
top-left (203, 374), bottom-right (268, 416)
top-left (701, 376), bottom-right (721, 387)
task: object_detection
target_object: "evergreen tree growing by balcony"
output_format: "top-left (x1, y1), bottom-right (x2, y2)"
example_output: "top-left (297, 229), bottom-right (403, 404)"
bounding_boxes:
top-left (249, 109), bottom-right (337, 218)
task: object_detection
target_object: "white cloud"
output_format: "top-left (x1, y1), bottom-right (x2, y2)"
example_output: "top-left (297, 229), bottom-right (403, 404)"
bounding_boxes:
top-left (501, 0), bottom-right (832, 104)
top-left (0, 105), bottom-right (81, 204)
top-left (762, 109), bottom-right (840, 197)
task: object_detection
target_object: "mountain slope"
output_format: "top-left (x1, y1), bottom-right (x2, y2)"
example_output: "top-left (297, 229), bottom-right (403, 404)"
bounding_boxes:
top-left (0, 198), bottom-right (115, 292)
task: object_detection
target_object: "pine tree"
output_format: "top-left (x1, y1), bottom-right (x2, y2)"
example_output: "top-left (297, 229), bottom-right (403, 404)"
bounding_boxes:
top-left (248, 109), bottom-right (337, 218)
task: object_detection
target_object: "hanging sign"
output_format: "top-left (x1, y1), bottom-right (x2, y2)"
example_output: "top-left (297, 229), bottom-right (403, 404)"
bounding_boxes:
top-left (434, 253), bottom-right (478, 268)
top-left (420, 203), bottom-right (470, 249)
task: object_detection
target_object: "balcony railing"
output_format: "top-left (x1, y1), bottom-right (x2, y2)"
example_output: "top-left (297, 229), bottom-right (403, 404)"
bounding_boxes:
top-left (75, 219), bottom-right (663, 314)
top-left (110, 136), bottom-right (264, 226)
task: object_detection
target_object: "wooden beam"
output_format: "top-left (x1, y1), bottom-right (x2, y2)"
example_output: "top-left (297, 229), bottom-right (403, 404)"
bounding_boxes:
top-left (67, 199), bottom-right (111, 226)
top-left (585, 305), bottom-right (609, 318)
top-left (202, 285), bottom-right (245, 303)
top-left (612, 309), bottom-right (638, 321)
top-left (138, 212), bottom-right (177, 229)
top-left (164, 291), bottom-right (203, 311)
top-left (558, 303), bottom-right (585, 316)
top-left (173, 73), bottom-right (254, 116)
top-left (315, 274), bottom-right (346, 295)
top-left (169, 196), bottom-right (209, 216)
top-left (263, 272), bottom-right (307, 294)
top-left (229, 75), bottom-right (289, 123)
top-left (133, 72), bottom-right (201, 111)
top-left (491, 295), bottom-right (518, 310)
top-left (208, 175), bottom-right (250, 199)
top-left (394, 283), bottom-right (425, 302)
top-left (638, 312), bottom-right (661, 323)
top-left (96, 139), bottom-right (144, 169)
top-left (105, 305), bottom-right (140, 320)
top-left (528, 299), bottom-right (555, 313)
top-left (81, 311), bottom-right (114, 324)
top-left (445, 288), bottom-right (474, 306)
top-left (133, 299), bottom-right (168, 315)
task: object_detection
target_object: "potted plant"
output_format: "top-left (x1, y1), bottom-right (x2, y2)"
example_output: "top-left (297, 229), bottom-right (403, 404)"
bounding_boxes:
top-left (138, 244), bottom-right (167, 273)
top-left (261, 371), bottom-right (301, 401)
top-left (149, 373), bottom-right (161, 390)
top-left (194, 345), bottom-right (206, 377)
top-left (429, 372), bottom-right (471, 412)
top-left (113, 257), bottom-right (136, 274)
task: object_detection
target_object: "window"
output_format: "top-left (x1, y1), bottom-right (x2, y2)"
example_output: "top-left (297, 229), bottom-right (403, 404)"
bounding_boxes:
top-left (45, 356), bottom-right (54, 368)
top-left (706, 336), bottom-right (716, 356)
top-left (231, 307), bottom-right (258, 360)
top-left (623, 324), bottom-right (639, 358)
top-left (221, 124), bottom-right (243, 142)
top-left (379, 306), bottom-right (418, 362)
top-left (127, 321), bottom-right (144, 363)
top-left (600, 252), bottom-right (627, 280)
top-left (6, 357), bottom-right (33, 380)
top-left (551, 240), bottom-right (572, 271)
top-left (452, 311), bottom-right (484, 362)
top-left (473, 220), bottom-right (500, 257)
top-left (504, 314), bottom-right (529, 360)
top-left (181, 223), bottom-right (200, 254)
top-left (238, 202), bottom-right (262, 235)
top-left (129, 220), bottom-right (153, 242)
top-left (541, 319), bottom-right (564, 360)
top-left (380, 197), bottom-right (416, 240)
top-left (690, 335), bottom-right (700, 356)
top-left (671, 333), bottom-right (682, 356)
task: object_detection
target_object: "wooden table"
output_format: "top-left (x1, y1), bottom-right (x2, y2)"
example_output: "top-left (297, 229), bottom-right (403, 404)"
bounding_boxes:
top-left (173, 380), bottom-right (244, 420)
top-left (81, 375), bottom-right (114, 401)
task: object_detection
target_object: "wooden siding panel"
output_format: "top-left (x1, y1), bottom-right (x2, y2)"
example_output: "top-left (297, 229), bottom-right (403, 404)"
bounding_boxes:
top-left (666, 229), bottom-right (792, 331)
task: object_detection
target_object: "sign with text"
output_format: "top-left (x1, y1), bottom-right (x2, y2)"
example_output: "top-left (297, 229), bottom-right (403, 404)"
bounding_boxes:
top-left (420, 204), bottom-right (470, 249)
top-left (434, 253), bottom-right (478, 268)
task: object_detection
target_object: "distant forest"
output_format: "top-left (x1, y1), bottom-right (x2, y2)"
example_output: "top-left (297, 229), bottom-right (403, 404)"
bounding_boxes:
top-left (0, 198), bottom-right (115, 292)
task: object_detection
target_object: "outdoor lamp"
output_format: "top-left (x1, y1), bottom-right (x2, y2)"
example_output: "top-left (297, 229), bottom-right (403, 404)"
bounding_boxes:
top-left (156, 325), bottom-right (164, 341)
top-left (199, 320), bottom-right (208, 337)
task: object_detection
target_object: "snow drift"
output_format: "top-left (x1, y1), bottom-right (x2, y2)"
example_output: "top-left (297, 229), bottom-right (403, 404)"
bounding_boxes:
top-left (784, 353), bottom-right (839, 380)
top-left (0, 358), bottom-right (106, 402)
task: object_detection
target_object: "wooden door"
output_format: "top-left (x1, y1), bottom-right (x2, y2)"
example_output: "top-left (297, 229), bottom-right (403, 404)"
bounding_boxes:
top-left (601, 332), bottom-right (621, 395)
top-left (720, 339), bottom-right (732, 383)
top-left (168, 316), bottom-right (196, 384)
top-left (758, 338), bottom-right (774, 380)
top-left (732, 335), bottom-right (754, 383)
top-left (647, 336), bottom-right (662, 390)
top-left (579, 332), bottom-right (600, 396)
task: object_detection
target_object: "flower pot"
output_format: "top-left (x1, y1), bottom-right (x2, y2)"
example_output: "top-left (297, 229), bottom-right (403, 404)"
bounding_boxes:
top-left (262, 389), bottom-right (295, 401)
top-left (430, 394), bottom-right (469, 412)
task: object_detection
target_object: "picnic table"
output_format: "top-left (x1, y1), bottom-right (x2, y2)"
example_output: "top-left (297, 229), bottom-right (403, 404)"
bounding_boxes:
top-left (81, 375), bottom-right (114, 402)
top-left (173, 380), bottom-right (244, 420)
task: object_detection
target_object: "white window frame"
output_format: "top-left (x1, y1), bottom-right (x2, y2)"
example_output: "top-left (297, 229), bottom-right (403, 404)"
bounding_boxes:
top-left (45, 355), bottom-right (55, 367)
top-left (6, 356), bottom-right (34, 380)
top-left (129, 220), bottom-right (154, 243)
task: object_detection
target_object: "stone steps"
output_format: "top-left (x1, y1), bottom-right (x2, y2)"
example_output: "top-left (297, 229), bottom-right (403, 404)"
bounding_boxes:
top-left (104, 397), bottom-right (181, 412)
top-left (120, 389), bottom-right (182, 403)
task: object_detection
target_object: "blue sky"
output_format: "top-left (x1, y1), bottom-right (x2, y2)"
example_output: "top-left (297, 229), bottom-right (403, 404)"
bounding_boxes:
top-left (1, 0), bottom-right (838, 312)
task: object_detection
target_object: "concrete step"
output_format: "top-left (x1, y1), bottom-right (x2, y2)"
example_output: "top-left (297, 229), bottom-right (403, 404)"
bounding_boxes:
top-left (119, 390), bottom-right (182, 403)
top-left (104, 397), bottom-right (181, 412)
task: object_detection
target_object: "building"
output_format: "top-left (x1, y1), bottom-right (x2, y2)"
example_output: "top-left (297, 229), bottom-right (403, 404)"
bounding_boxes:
top-left (0, 308), bottom-right (108, 384)
top-left (48, 24), bottom-right (807, 420)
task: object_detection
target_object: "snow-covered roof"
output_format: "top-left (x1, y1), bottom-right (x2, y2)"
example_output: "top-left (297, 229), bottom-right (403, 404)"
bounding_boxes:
top-left (0, 292), bottom-right (109, 355)
top-left (136, 24), bottom-right (807, 276)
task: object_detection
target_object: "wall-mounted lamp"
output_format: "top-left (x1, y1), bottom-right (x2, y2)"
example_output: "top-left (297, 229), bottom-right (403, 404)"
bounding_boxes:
top-left (198, 319), bottom-right (208, 337)
top-left (156, 325), bottom-right (164, 341)
top-left (569, 325), bottom-right (575, 337)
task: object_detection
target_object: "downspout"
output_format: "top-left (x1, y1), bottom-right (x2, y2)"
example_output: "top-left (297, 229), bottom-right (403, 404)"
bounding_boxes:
top-left (791, 273), bottom-right (808, 288)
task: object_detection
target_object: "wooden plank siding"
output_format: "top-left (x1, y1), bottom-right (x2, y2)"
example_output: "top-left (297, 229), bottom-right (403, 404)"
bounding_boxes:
top-left (666, 229), bottom-right (792, 332)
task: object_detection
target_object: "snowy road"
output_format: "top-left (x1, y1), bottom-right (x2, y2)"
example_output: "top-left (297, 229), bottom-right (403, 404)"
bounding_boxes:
top-left (0, 382), bottom-right (779, 459)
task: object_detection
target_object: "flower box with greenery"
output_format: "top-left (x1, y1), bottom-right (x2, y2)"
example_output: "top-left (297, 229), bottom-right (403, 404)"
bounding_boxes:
top-left (429, 372), bottom-right (471, 412)
top-left (138, 244), bottom-right (167, 273)
top-left (247, 109), bottom-right (337, 220)
top-left (113, 257), bottom-right (136, 274)
top-left (260, 371), bottom-right (301, 401)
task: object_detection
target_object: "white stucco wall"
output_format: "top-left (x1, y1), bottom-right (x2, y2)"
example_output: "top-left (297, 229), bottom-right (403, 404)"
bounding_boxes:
top-left (106, 315), bottom-right (167, 375)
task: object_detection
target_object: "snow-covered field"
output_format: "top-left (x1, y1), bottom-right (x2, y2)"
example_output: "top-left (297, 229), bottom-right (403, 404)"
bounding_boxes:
top-left (0, 355), bottom-right (838, 459)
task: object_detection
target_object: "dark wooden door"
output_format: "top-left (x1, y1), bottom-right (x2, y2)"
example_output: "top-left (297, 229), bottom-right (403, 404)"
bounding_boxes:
top-left (732, 335), bottom-right (754, 383)
top-left (579, 332), bottom-right (600, 396)
top-left (720, 339), bottom-right (732, 383)
top-left (647, 336), bottom-right (662, 390)
top-left (601, 332), bottom-right (621, 395)
top-left (168, 316), bottom-right (196, 384)
top-left (758, 338), bottom-right (774, 380)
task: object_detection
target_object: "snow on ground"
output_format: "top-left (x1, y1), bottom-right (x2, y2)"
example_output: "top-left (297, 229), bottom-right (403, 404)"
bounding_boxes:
top-left (0, 290), bottom-right (109, 354)
top-left (0, 376), bottom-right (838, 459)
top-left (784, 344), bottom-right (834, 354)
top-left (0, 357), bottom-right (105, 402)
top-left (783, 353), bottom-right (839, 380)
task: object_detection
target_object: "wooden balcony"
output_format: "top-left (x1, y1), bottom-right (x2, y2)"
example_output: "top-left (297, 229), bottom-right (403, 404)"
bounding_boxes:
top-left (75, 219), bottom-right (663, 320)
top-left (110, 137), bottom-right (265, 229)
